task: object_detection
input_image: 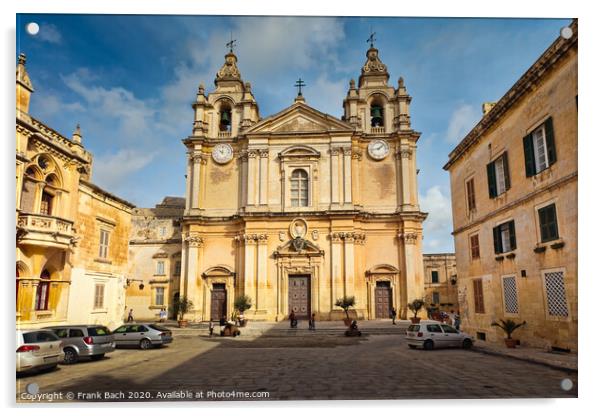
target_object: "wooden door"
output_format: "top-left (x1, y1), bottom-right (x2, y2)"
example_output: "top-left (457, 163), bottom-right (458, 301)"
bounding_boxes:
top-left (375, 282), bottom-right (392, 319)
top-left (288, 275), bottom-right (310, 319)
top-left (210, 284), bottom-right (227, 321)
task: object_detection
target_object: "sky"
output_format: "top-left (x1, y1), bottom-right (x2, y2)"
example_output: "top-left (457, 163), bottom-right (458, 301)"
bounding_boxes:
top-left (15, 15), bottom-right (571, 253)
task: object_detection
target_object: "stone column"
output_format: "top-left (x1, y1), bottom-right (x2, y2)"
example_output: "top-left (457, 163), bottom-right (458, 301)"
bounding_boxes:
top-left (259, 149), bottom-right (269, 206)
top-left (343, 233), bottom-right (355, 296)
top-left (240, 152), bottom-right (248, 210)
top-left (399, 232), bottom-right (421, 316)
top-left (343, 147), bottom-right (352, 205)
top-left (191, 155), bottom-right (202, 209)
top-left (330, 233), bottom-right (344, 309)
top-left (330, 148), bottom-right (340, 206)
top-left (398, 147), bottom-right (412, 211)
top-left (183, 233), bottom-right (203, 319)
top-left (408, 146), bottom-right (418, 207)
top-left (246, 151), bottom-right (258, 206)
top-left (256, 234), bottom-right (268, 310)
top-left (185, 153), bottom-right (192, 210)
top-left (242, 235), bottom-right (257, 308)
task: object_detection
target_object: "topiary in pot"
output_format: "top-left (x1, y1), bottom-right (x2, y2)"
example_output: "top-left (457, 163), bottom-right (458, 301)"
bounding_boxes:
top-left (408, 299), bottom-right (425, 323)
top-left (491, 319), bottom-right (526, 348)
top-left (335, 296), bottom-right (356, 326)
top-left (234, 294), bottom-right (252, 327)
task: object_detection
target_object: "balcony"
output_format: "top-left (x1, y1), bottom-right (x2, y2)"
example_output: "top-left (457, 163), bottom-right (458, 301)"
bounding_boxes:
top-left (370, 127), bottom-right (385, 135)
top-left (218, 131), bottom-right (231, 138)
top-left (17, 213), bottom-right (75, 249)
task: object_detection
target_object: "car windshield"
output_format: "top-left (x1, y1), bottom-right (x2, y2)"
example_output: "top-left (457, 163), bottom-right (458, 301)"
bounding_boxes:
top-left (23, 331), bottom-right (59, 343)
top-left (149, 324), bottom-right (169, 332)
top-left (88, 326), bottom-right (110, 336)
top-left (407, 325), bottom-right (421, 332)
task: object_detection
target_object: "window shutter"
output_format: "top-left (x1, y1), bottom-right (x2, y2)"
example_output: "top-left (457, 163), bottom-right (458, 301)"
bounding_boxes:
top-left (523, 133), bottom-right (536, 177)
top-left (502, 152), bottom-right (511, 190)
top-left (493, 226), bottom-right (502, 254)
top-left (508, 221), bottom-right (517, 250)
top-left (544, 117), bottom-right (557, 166)
top-left (486, 161), bottom-right (497, 198)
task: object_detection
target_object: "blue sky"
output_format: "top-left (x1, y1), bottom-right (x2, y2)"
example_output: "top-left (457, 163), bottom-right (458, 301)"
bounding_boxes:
top-left (16, 15), bottom-right (570, 253)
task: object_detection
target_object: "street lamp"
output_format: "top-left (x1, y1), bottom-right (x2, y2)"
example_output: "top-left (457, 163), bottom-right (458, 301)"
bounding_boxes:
top-left (126, 279), bottom-right (145, 290)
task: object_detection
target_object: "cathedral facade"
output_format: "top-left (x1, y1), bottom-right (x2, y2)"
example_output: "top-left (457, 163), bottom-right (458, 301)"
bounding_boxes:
top-left (180, 45), bottom-right (427, 322)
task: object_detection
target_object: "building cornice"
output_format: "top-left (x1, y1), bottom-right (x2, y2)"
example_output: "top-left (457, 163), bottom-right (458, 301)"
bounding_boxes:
top-left (444, 19), bottom-right (577, 171)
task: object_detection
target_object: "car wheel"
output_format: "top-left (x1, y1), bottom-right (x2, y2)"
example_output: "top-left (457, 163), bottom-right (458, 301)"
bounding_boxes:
top-left (90, 353), bottom-right (105, 361)
top-left (423, 340), bottom-right (434, 350)
top-left (408, 345), bottom-right (417, 349)
top-left (63, 348), bottom-right (78, 364)
top-left (462, 339), bottom-right (473, 349)
top-left (139, 339), bottom-right (152, 350)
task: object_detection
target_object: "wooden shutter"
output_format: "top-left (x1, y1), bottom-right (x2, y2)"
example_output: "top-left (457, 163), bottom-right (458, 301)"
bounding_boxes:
top-left (544, 117), bottom-right (557, 165)
top-left (508, 221), bottom-right (517, 250)
top-left (486, 161), bottom-right (497, 198)
top-left (523, 133), bottom-right (536, 177)
top-left (473, 279), bottom-right (485, 314)
top-left (493, 225), bottom-right (502, 254)
top-left (502, 152), bottom-right (511, 190)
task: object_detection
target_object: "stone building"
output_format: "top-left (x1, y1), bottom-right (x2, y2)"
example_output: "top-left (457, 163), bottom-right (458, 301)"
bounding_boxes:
top-left (423, 253), bottom-right (458, 313)
top-left (179, 43), bottom-right (427, 322)
top-left (16, 53), bottom-right (134, 329)
top-left (444, 20), bottom-right (577, 351)
top-left (127, 197), bottom-right (185, 321)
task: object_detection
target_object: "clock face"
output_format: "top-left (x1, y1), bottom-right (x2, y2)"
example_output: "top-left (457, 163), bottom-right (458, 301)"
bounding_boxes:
top-left (368, 139), bottom-right (389, 160)
top-left (212, 143), bottom-right (233, 164)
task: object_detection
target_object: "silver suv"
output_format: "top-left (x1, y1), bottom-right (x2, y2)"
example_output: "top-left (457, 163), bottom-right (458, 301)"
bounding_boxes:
top-left (45, 325), bottom-right (115, 364)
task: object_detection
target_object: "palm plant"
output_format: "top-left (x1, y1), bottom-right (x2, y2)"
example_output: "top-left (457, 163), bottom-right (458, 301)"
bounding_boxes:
top-left (491, 319), bottom-right (526, 339)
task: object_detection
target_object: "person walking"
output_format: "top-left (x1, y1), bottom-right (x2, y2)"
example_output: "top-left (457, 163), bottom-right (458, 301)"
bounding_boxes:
top-left (454, 312), bottom-right (461, 331)
top-left (127, 309), bottom-right (134, 322)
top-left (390, 307), bottom-right (397, 325)
top-left (288, 310), bottom-right (297, 328)
top-left (159, 308), bottom-right (167, 322)
top-left (308, 313), bottom-right (316, 330)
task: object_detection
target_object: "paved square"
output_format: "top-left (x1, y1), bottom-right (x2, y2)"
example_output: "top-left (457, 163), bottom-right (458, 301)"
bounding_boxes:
top-left (16, 327), bottom-right (577, 402)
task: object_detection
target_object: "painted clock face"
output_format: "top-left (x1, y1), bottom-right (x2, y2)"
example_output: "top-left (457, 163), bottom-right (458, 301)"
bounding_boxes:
top-left (212, 143), bottom-right (233, 164)
top-left (368, 139), bottom-right (389, 160)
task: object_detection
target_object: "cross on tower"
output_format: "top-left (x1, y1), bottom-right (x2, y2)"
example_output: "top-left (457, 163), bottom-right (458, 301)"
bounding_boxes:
top-left (294, 78), bottom-right (306, 96)
top-left (367, 30), bottom-right (376, 48)
top-left (226, 32), bottom-right (237, 53)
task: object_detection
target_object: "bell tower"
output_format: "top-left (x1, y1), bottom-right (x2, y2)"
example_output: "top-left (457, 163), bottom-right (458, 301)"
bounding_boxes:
top-left (343, 42), bottom-right (412, 134)
top-left (191, 43), bottom-right (259, 139)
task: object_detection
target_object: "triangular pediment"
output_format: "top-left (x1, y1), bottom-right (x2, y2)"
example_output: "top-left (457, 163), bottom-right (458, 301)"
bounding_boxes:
top-left (245, 102), bottom-right (353, 135)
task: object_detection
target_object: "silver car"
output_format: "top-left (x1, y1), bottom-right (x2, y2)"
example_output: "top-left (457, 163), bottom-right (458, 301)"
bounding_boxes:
top-left (405, 320), bottom-right (473, 350)
top-left (16, 329), bottom-right (64, 374)
top-left (112, 324), bottom-right (173, 349)
top-left (45, 325), bottom-right (115, 364)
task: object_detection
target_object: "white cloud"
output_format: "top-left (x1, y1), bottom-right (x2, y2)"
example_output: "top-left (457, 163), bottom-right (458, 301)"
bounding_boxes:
top-left (420, 186), bottom-right (454, 252)
top-left (93, 149), bottom-right (157, 190)
top-left (446, 104), bottom-right (480, 144)
top-left (35, 94), bottom-right (84, 118)
top-left (305, 75), bottom-right (347, 117)
top-left (37, 23), bottom-right (62, 44)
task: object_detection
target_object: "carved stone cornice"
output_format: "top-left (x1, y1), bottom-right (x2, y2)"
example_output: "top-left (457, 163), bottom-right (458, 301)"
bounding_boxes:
top-left (234, 233), bottom-right (268, 244)
top-left (398, 232), bottom-right (418, 245)
top-left (259, 149), bottom-right (269, 158)
top-left (330, 231), bottom-right (366, 244)
top-left (185, 233), bottom-right (204, 247)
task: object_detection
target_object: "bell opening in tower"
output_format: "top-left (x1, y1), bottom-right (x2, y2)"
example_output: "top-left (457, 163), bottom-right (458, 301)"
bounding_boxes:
top-left (370, 103), bottom-right (384, 127)
top-left (219, 107), bottom-right (232, 132)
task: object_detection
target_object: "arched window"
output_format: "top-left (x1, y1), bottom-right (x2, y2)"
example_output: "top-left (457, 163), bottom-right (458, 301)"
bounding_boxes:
top-left (370, 103), bottom-right (384, 127)
top-left (219, 105), bottom-right (232, 132)
top-left (290, 169), bottom-right (309, 207)
top-left (35, 269), bottom-right (51, 311)
top-left (40, 192), bottom-right (54, 215)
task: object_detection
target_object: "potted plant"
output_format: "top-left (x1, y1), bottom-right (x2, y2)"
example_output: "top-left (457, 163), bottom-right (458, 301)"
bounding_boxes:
top-left (173, 296), bottom-right (194, 328)
top-left (335, 296), bottom-right (356, 326)
top-left (234, 294), bottom-right (252, 327)
top-left (491, 319), bottom-right (526, 348)
top-left (407, 299), bottom-right (425, 324)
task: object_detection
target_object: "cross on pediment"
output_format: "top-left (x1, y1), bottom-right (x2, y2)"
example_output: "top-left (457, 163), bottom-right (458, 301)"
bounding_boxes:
top-left (294, 78), bottom-right (306, 96)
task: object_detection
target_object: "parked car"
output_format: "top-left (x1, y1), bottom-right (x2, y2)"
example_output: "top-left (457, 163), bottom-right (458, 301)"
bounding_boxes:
top-left (112, 324), bottom-right (173, 349)
top-left (16, 329), bottom-right (64, 374)
top-left (45, 325), bottom-right (115, 364)
top-left (405, 320), bottom-right (473, 350)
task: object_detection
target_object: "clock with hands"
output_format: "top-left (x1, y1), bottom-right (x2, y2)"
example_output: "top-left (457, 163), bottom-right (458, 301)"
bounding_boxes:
top-left (367, 139), bottom-right (390, 160)
top-left (212, 143), bottom-right (234, 164)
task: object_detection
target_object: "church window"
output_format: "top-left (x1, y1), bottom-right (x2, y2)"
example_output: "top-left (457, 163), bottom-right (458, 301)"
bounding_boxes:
top-left (40, 192), bottom-right (53, 216)
top-left (290, 169), bottom-right (309, 207)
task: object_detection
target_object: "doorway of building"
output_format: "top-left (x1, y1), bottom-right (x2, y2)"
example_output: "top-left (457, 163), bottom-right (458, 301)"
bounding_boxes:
top-left (210, 283), bottom-right (227, 321)
top-left (375, 281), bottom-right (392, 319)
top-left (171, 292), bottom-right (180, 319)
top-left (288, 275), bottom-right (311, 319)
